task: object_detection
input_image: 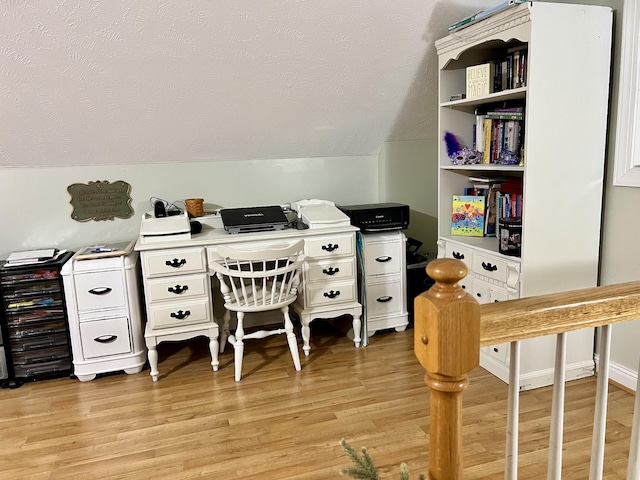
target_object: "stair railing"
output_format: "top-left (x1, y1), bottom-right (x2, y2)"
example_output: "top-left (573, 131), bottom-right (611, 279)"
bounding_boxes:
top-left (414, 258), bottom-right (640, 480)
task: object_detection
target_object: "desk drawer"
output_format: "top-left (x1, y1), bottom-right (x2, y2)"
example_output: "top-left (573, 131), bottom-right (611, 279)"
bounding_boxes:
top-left (472, 253), bottom-right (508, 284)
top-left (143, 248), bottom-right (206, 278)
top-left (80, 317), bottom-right (132, 359)
top-left (444, 242), bottom-right (473, 270)
top-left (74, 270), bottom-right (126, 311)
top-left (146, 274), bottom-right (209, 303)
top-left (304, 257), bottom-right (356, 283)
top-left (148, 297), bottom-right (212, 329)
top-left (304, 279), bottom-right (357, 307)
top-left (363, 242), bottom-right (402, 276)
top-left (366, 281), bottom-right (404, 318)
top-left (305, 234), bottom-right (354, 259)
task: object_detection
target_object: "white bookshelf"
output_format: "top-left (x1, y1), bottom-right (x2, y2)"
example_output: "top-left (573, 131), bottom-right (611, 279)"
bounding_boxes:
top-left (435, 2), bottom-right (613, 390)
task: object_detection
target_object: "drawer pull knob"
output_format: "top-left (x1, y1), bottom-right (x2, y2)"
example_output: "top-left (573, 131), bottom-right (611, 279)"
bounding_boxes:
top-left (94, 335), bottom-right (117, 344)
top-left (323, 290), bottom-right (341, 299)
top-left (170, 310), bottom-right (191, 320)
top-left (166, 258), bottom-right (187, 268)
top-left (322, 267), bottom-right (340, 276)
top-left (88, 287), bottom-right (112, 296)
top-left (321, 244), bottom-right (339, 252)
top-left (168, 285), bottom-right (189, 295)
top-left (375, 256), bottom-right (392, 263)
top-left (452, 251), bottom-right (465, 260)
top-left (476, 293), bottom-right (482, 298)
top-left (376, 295), bottom-right (393, 303)
top-left (482, 262), bottom-right (498, 272)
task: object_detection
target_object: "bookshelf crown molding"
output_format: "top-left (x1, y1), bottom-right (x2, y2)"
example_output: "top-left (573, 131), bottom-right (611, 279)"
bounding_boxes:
top-left (435, 3), bottom-right (531, 63)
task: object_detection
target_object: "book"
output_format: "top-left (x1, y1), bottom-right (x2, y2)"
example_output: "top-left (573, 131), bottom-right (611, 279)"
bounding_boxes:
top-left (468, 175), bottom-right (507, 184)
top-left (507, 44), bottom-right (528, 88)
top-left (451, 195), bottom-right (485, 237)
top-left (6, 249), bottom-right (57, 264)
top-left (5, 249), bottom-right (67, 266)
top-left (448, 0), bottom-right (527, 32)
top-left (466, 63), bottom-right (495, 99)
top-left (482, 118), bottom-right (493, 163)
top-left (503, 120), bottom-right (521, 153)
top-left (485, 112), bottom-right (523, 120)
top-left (475, 112), bottom-right (486, 152)
top-left (484, 184), bottom-right (502, 236)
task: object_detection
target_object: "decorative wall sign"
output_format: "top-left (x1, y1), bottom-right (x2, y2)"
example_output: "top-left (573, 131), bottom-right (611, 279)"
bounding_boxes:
top-left (68, 180), bottom-right (134, 222)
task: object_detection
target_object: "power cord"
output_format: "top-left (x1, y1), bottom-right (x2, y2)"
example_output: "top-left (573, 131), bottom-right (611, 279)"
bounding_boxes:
top-left (149, 197), bottom-right (184, 217)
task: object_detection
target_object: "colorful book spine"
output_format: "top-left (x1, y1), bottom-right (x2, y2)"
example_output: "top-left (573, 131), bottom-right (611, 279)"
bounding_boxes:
top-left (483, 118), bottom-right (493, 163)
top-left (475, 113), bottom-right (486, 152)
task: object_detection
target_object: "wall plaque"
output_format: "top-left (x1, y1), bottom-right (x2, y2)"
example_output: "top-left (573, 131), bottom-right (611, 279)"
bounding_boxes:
top-left (68, 180), bottom-right (134, 222)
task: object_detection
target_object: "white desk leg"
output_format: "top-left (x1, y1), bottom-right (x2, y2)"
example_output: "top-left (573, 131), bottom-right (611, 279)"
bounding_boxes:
top-left (209, 333), bottom-right (220, 372)
top-left (352, 312), bottom-right (362, 348)
top-left (146, 338), bottom-right (159, 382)
top-left (300, 314), bottom-right (312, 356)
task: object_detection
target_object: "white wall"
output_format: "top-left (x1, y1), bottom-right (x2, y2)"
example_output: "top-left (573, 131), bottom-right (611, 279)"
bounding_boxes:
top-left (0, 155), bottom-right (378, 258)
top-left (598, 0), bottom-right (640, 391)
top-left (379, 139), bottom-right (439, 260)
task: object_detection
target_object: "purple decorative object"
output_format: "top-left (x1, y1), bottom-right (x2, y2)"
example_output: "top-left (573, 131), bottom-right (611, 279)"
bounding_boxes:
top-left (444, 131), bottom-right (481, 165)
top-left (451, 148), bottom-right (482, 165)
top-left (496, 150), bottom-right (520, 165)
top-left (444, 131), bottom-right (462, 158)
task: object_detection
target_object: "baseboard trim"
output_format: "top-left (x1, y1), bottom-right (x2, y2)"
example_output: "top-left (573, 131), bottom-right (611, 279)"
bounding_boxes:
top-left (594, 354), bottom-right (638, 393)
top-left (479, 351), bottom-right (595, 391)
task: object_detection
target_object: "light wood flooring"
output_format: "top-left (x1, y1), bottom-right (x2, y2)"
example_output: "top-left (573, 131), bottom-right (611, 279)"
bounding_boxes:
top-left (0, 321), bottom-right (635, 479)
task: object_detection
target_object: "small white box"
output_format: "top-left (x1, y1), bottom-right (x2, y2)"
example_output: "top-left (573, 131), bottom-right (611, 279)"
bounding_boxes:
top-left (139, 211), bottom-right (191, 243)
top-left (299, 204), bottom-right (351, 229)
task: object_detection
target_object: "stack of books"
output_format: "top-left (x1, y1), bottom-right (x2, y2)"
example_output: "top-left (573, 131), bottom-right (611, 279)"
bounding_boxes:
top-left (474, 104), bottom-right (524, 164)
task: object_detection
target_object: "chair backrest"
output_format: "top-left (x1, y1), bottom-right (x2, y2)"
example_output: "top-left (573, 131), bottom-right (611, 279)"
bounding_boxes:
top-left (210, 240), bottom-right (305, 312)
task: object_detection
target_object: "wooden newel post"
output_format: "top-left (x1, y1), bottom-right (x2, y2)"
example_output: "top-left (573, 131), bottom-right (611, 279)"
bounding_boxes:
top-left (414, 258), bottom-right (480, 480)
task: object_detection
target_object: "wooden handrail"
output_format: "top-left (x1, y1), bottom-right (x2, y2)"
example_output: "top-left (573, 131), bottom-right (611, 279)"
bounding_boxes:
top-left (414, 258), bottom-right (640, 479)
top-left (480, 280), bottom-right (640, 345)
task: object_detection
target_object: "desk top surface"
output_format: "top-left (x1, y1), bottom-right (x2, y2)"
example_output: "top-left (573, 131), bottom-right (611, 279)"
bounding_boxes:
top-left (134, 222), bottom-right (359, 252)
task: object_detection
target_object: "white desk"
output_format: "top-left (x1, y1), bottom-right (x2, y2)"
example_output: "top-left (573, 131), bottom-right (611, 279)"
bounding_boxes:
top-left (135, 221), bottom-right (362, 380)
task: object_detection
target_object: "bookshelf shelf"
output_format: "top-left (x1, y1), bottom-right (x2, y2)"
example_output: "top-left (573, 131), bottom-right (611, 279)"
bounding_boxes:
top-left (435, 2), bottom-right (613, 390)
top-left (440, 164), bottom-right (524, 173)
top-left (441, 86), bottom-right (527, 113)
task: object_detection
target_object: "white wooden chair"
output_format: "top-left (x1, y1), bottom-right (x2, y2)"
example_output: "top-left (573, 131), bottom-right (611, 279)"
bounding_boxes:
top-left (210, 240), bottom-right (305, 381)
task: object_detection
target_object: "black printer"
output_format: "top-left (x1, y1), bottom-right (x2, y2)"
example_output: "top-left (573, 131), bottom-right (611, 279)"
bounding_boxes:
top-left (338, 202), bottom-right (409, 232)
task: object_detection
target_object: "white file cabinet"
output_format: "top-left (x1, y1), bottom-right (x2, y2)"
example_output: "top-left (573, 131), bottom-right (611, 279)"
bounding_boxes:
top-left (62, 250), bottom-right (146, 382)
top-left (359, 232), bottom-right (409, 337)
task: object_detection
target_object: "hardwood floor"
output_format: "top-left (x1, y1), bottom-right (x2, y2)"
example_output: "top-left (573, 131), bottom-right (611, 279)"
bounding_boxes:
top-left (0, 321), bottom-right (635, 479)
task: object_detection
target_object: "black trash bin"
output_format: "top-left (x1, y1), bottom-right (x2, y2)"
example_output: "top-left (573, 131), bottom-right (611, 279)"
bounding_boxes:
top-left (405, 238), bottom-right (434, 325)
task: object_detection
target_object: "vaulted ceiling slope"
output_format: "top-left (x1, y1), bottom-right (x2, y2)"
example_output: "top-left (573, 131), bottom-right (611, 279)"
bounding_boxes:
top-left (1, 1), bottom-right (490, 167)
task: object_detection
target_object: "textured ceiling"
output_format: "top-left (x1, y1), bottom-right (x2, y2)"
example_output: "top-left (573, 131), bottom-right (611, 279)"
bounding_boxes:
top-left (0, 0), bottom-right (491, 167)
